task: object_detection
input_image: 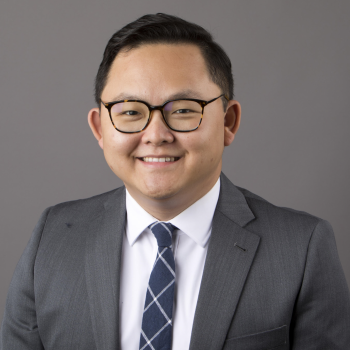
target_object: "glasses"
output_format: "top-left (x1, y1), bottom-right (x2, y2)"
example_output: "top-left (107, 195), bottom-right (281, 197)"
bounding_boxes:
top-left (100, 94), bottom-right (229, 133)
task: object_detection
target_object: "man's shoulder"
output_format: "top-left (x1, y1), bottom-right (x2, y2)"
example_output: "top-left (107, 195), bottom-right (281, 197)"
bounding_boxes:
top-left (238, 185), bottom-right (319, 221)
top-left (218, 181), bottom-right (337, 261)
top-left (221, 173), bottom-right (322, 228)
top-left (219, 173), bottom-right (327, 246)
top-left (45, 185), bottom-right (125, 223)
top-left (233, 184), bottom-right (329, 242)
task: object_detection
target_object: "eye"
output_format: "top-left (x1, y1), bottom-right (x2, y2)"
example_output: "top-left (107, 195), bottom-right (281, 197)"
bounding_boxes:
top-left (174, 109), bottom-right (192, 114)
top-left (124, 110), bottom-right (140, 116)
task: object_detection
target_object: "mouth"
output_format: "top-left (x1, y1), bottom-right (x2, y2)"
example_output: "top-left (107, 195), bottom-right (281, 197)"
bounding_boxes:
top-left (138, 157), bottom-right (181, 163)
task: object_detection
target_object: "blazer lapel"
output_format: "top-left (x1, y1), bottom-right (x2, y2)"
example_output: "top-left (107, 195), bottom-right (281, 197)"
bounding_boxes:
top-left (85, 187), bottom-right (126, 350)
top-left (189, 174), bottom-right (260, 350)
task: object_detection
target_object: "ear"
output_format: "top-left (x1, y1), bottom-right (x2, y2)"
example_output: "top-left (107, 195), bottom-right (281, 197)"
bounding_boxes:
top-left (224, 100), bottom-right (241, 147)
top-left (88, 108), bottom-right (104, 149)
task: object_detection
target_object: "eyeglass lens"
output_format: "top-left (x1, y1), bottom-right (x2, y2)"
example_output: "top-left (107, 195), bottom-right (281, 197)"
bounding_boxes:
top-left (110, 100), bottom-right (203, 132)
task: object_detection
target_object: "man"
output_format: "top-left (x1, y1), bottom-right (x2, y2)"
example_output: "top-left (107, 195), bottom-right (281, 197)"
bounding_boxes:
top-left (1, 13), bottom-right (349, 350)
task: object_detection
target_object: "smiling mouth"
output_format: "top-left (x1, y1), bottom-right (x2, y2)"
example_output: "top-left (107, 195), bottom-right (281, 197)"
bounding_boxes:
top-left (139, 157), bottom-right (180, 162)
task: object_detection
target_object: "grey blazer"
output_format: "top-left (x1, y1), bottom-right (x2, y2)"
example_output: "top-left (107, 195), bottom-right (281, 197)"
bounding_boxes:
top-left (1, 173), bottom-right (350, 350)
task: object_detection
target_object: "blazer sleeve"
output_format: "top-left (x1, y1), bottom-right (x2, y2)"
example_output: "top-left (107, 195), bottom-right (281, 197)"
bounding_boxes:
top-left (0, 207), bottom-right (51, 350)
top-left (290, 219), bottom-right (350, 349)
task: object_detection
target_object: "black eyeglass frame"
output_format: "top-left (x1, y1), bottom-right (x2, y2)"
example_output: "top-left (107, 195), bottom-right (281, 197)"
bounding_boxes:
top-left (100, 94), bottom-right (229, 133)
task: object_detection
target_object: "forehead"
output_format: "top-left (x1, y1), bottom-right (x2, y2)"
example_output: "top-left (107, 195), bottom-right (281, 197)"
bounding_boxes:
top-left (102, 43), bottom-right (219, 103)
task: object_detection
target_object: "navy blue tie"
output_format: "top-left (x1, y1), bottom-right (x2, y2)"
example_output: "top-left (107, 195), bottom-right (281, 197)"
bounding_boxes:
top-left (139, 222), bottom-right (176, 350)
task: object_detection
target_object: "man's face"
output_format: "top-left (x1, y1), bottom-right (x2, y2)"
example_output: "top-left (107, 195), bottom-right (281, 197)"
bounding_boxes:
top-left (89, 43), bottom-right (239, 213)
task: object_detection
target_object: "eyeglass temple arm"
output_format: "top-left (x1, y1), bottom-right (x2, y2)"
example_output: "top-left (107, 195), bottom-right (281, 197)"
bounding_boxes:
top-left (205, 94), bottom-right (229, 106)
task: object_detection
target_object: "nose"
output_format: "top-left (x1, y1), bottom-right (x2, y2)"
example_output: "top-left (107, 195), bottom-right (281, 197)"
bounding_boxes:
top-left (141, 110), bottom-right (175, 145)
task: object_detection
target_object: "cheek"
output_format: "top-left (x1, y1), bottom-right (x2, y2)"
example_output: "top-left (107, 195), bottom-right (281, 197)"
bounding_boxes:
top-left (191, 123), bottom-right (224, 152)
top-left (101, 115), bottom-right (138, 152)
top-left (102, 132), bottom-right (140, 173)
top-left (183, 134), bottom-right (220, 167)
top-left (104, 130), bottom-right (138, 153)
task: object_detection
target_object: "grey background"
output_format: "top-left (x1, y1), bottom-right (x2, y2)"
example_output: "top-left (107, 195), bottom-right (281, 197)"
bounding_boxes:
top-left (0, 0), bottom-right (349, 324)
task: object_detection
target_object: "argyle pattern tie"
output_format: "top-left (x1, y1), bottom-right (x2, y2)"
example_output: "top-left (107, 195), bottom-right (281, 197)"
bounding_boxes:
top-left (139, 222), bottom-right (176, 350)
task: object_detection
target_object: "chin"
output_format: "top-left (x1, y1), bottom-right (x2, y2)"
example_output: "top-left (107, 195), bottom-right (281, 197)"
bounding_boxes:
top-left (136, 174), bottom-right (179, 198)
top-left (140, 179), bottom-right (181, 200)
top-left (142, 186), bottom-right (178, 200)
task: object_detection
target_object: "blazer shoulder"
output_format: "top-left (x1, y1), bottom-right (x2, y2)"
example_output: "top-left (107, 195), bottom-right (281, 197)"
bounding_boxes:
top-left (238, 185), bottom-right (320, 220)
top-left (219, 173), bottom-right (323, 235)
top-left (45, 186), bottom-right (125, 224)
top-left (235, 185), bottom-right (326, 239)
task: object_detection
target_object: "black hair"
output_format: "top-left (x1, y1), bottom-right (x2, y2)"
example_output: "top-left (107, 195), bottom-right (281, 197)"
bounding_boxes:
top-left (94, 13), bottom-right (234, 108)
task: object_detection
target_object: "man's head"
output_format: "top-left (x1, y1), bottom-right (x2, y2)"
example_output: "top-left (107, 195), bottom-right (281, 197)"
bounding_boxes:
top-left (88, 14), bottom-right (241, 220)
top-left (94, 13), bottom-right (234, 109)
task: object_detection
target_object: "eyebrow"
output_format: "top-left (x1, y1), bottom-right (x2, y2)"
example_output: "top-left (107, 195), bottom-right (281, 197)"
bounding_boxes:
top-left (107, 90), bottom-right (205, 104)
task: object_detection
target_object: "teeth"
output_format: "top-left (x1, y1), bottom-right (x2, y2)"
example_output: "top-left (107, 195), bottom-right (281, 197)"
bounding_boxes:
top-left (142, 157), bottom-right (176, 162)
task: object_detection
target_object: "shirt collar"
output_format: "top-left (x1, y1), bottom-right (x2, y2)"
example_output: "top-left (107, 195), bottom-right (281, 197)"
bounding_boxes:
top-left (125, 177), bottom-right (220, 248)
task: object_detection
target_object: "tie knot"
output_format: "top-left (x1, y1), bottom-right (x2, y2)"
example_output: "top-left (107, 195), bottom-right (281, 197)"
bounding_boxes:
top-left (149, 222), bottom-right (176, 247)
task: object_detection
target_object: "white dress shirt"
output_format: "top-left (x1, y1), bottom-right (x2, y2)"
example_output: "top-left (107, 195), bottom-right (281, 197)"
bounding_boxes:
top-left (120, 178), bottom-right (220, 350)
